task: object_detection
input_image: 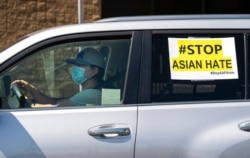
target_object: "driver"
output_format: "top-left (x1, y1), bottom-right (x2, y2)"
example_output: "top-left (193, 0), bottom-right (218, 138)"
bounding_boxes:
top-left (11, 48), bottom-right (105, 108)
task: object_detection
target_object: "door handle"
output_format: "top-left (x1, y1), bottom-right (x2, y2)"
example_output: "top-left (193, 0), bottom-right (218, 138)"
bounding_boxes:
top-left (88, 124), bottom-right (131, 138)
top-left (239, 121), bottom-right (250, 132)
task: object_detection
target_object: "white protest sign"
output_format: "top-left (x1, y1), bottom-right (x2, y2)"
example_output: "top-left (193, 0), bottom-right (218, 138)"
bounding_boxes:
top-left (168, 37), bottom-right (238, 80)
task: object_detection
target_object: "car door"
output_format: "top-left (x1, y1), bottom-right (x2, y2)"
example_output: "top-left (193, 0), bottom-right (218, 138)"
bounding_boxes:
top-left (0, 31), bottom-right (142, 157)
top-left (135, 30), bottom-right (250, 158)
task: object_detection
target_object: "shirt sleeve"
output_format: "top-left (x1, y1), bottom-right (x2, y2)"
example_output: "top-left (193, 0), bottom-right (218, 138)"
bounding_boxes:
top-left (70, 89), bottom-right (101, 106)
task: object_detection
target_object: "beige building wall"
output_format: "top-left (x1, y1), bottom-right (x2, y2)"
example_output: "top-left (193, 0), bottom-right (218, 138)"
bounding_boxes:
top-left (0, 0), bottom-right (101, 50)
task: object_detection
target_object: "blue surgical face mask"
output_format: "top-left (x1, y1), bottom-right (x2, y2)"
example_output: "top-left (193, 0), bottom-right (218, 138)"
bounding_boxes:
top-left (71, 66), bottom-right (87, 84)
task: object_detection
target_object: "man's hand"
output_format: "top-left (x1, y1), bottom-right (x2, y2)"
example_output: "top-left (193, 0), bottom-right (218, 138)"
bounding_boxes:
top-left (11, 80), bottom-right (36, 92)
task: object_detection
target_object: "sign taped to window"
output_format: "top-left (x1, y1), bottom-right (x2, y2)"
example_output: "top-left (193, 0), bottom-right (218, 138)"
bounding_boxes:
top-left (101, 88), bottom-right (121, 105)
top-left (168, 37), bottom-right (238, 80)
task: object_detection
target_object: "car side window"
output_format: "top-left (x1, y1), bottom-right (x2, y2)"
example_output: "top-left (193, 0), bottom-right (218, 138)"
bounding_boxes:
top-left (151, 33), bottom-right (245, 102)
top-left (0, 37), bottom-right (132, 108)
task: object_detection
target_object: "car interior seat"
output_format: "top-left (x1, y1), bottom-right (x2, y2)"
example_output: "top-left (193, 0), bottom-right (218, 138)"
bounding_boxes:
top-left (97, 40), bottom-right (130, 104)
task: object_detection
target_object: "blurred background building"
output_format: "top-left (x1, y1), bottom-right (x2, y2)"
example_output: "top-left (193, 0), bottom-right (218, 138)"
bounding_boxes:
top-left (0, 0), bottom-right (250, 50)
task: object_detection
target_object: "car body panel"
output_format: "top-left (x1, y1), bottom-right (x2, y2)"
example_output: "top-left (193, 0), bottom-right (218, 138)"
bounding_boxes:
top-left (0, 106), bottom-right (137, 157)
top-left (136, 102), bottom-right (250, 158)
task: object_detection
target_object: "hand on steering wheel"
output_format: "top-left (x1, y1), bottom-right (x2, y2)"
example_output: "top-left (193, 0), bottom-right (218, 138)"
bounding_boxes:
top-left (8, 82), bottom-right (31, 108)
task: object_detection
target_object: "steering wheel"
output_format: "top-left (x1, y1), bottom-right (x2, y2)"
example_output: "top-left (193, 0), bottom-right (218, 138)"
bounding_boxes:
top-left (9, 84), bottom-right (30, 108)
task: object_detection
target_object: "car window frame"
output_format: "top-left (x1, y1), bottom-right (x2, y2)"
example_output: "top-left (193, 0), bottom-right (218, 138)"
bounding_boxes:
top-left (0, 31), bottom-right (143, 109)
top-left (138, 29), bottom-right (250, 104)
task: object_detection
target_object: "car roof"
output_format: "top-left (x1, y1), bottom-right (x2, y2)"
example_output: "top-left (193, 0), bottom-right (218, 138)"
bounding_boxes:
top-left (2, 14), bottom-right (250, 64)
top-left (95, 14), bottom-right (250, 22)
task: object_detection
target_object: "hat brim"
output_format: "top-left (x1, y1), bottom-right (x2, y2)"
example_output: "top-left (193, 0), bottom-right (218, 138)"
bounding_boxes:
top-left (65, 58), bottom-right (90, 66)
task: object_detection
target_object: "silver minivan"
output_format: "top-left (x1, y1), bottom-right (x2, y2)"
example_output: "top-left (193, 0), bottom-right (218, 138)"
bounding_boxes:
top-left (1, 14), bottom-right (250, 158)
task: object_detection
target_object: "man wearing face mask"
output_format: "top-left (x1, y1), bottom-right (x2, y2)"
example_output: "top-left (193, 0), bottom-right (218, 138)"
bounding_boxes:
top-left (11, 48), bottom-right (105, 107)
